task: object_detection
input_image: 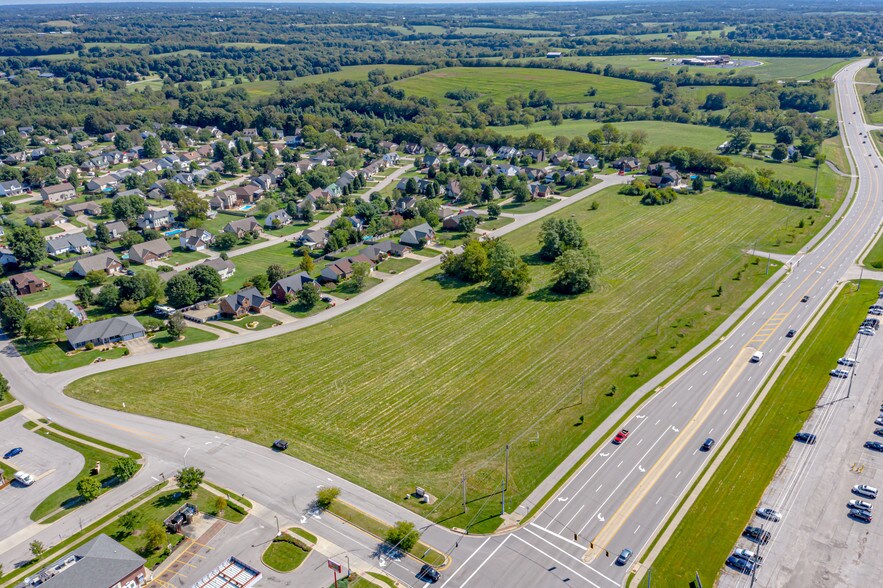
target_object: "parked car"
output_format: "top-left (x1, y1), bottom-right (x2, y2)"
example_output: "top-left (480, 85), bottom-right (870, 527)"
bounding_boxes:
top-left (701, 438), bottom-right (715, 451)
top-left (14, 471), bottom-right (35, 486)
top-left (726, 555), bottom-right (755, 574)
top-left (418, 564), bottom-right (440, 583)
top-left (849, 499), bottom-right (872, 511)
top-left (756, 507), bottom-right (782, 522)
top-left (794, 432), bottom-right (817, 444)
top-left (853, 485), bottom-right (878, 499)
top-left (838, 357), bottom-right (856, 366)
top-left (743, 526), bottom-right (771, 544)
top-left (864, 441), bottom-right (883, 452)
top-left (830, 368), bottom-right (849, 378)
top-left (272, 439), bottom-right (289, 451)
top-left (615, 548), bottom-right (633, 566)
top-left (859, 328), bottom-right (875, 336)
top-left (613, 429), bottom-right (630, 444)
top-left (849, 508), bottom-right (872, 522)
top-left (873, 428), bottom-right (883, 438)
top-left (875, 416), bottom-right (883, 427)
top-left (3, 447), bottom-right (23, 459)
top-left (733, 548), bottom-right (762, 564)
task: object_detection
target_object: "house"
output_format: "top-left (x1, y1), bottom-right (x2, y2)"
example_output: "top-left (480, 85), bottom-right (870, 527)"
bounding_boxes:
top-left (648, 170), bottom-right (683, 189)
top-left (422, 155), bottom-right (441, 170)
top-left (320, 255), bottom-right (374, 283)
top-left (529, 183), bottom-right (554, 198)
top-left (66, 315), bottom-right (146, 350)
top-left (294, 160), bottom-right (314, 175)
top-left (647, 161), bottom-right (674, 176)
top-left (224, 217), bottom-right (261, 238)
top-left (128, 238), bottom-right (173, 264)
top-left (525, 168), bottom-right (547, 182)
top-left (253, 174), bottom-right (276, 192)
top-left (446, 180), bottom-right (462, 200)
top-left (104, 221), bottom-right (129, 240)
top-left (114, 188), bottom-right (146, 201)
top-left (395, 178), bottom-right (434, 195)
top-left (573, 153), bottom-right (600, 169)
top-left (403, 142), bottom-right (425, 155)
top-left (611, 157), bottom-right (641, 172)
top-left (219, 287), bottom-right (272, 318)
top-left (136, 209), bottom-right (174, 230)
top-left (63, 201), bottom-right (102, 216)
top-left (442, 209), bottom-right (480, 230)
top-left (0, 180), bottom-right (23, 197)
top-left (72, 251), bottom-right (122, 277)
top-left (550, 151), bottom-right (572, 166)
top-left (452, 143), bottom-right (471, 158)
top-left (0, 246), bottom-right (16, 266)
top-left (497, 146), bottom-right (520, 160)
top-left (377, 140), bottom-right (399, 153)
top-left (23, 533), bottom-right (148, 588)
top-left (46, 232), bottom-right (92, 256)
top-left (382, 152), bottom-right (400, 166)
top-left (271, 272), bottom-right (317, 302)
top-left (9, 272), bottom-right (48, 296)
top-left (209, 190), bottom-right (238, 211)
top-left (347, 215), bottom-right (364, 232)
top-left (26, 211), bottom-right (65, 227)
top-left (432, 142), bottom-right (450, 155)
top-left (233, 184), bottom-right (262, 205)
top-left (40, 182), bottom-right (77, 203)
top-left (394, 195), bottom-right (417, 214)
top-left (323, 183), bottom-right (342, 199)
top-left (472, 144), bottom-right (494, 158)
top-left (298, 228), bottom-right (329, 250)
top-left (179, 228), bottom-right (214, 251)
top-left (495, 164), bottom-right (521, 178)
top-left (522, 148), bottom-right (546, 162)
top-left (400, 223), bottom-right (436, 246)
top-left (201, 257), bottom-right (236, 280)
top-left (44, 299), bottom-right (87, 323)
top-left (85, 175), bottom-right (119, 194)
top-left (264, 209), bottom-right (293, 228)
top-left (362, 240), bottom-right (411, 261)
top-left (55, 164), bottom-right (75, 180)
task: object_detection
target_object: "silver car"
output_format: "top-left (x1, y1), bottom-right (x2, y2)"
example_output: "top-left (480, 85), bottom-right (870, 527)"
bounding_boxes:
top-left (756, 507), bottom-right (782, 522)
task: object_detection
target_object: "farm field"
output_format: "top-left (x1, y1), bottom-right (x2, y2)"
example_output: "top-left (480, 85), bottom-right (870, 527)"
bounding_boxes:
top-left (69, 186), bottom-right (826, 529)
top-left (390, 66), bottom-right (656, 106)
top-left (680, 84), bottom-right (755, 103)
top-left (222, 242), bottom-right (302, 293)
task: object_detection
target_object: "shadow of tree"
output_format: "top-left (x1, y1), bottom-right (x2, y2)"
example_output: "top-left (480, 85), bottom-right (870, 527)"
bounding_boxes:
top-left (453, 286), bottom-right (504, 304)
top-left (526, 287), bottom-right (577, 303)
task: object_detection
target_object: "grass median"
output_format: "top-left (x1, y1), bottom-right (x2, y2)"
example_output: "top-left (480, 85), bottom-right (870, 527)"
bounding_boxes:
top-left (648, 280), bottom-right (881, 585)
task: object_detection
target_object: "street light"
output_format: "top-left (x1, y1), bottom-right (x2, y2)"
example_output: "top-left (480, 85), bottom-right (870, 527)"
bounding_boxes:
top-left (274, 515), bottom-right (280, 536)
top-left (345, 555), bottom-right (350, 578)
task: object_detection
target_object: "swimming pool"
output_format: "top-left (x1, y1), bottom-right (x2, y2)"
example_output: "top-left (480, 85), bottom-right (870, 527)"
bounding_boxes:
top-left (164, 228), bottom-right (184, 237)
top-left (240, 204), bottom-right (255, 211)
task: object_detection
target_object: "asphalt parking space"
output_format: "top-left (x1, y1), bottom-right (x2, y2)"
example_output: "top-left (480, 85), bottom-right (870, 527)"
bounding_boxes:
top-left (0, 415), bottom-right (84, 532)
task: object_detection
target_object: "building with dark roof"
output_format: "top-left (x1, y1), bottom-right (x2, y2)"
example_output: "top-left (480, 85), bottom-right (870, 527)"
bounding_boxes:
top-left (23, 533), bottom-right (147, 588)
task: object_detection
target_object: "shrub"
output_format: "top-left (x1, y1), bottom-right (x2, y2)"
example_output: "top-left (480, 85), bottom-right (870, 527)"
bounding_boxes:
top-left (316, 486), bottom-right (341, 509)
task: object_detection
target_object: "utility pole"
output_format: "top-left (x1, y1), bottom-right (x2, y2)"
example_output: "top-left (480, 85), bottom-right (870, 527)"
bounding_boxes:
top-left (858, 266), bottom-right (864, 290)
top-left (462, 472), bottom-right (467, 513)
top-left (766, 252), bottom-right (771, 275)
top-left (848, 333), bottom-right (862, 400)
top-left (501, 444), bottom-right (509, 516)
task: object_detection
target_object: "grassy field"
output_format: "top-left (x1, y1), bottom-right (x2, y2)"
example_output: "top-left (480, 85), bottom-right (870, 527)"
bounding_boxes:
top-left (224, 242), bottom-right (302, 292)
top-left (680, 84), bottom-right (755, 102)
top-left (376, 257), bottom-right (420, 274)
top-left (16, 339), bottom-right (129, 374)
top-left (262, 533), bottom-right (311, 572)
top-left (648, 281), bottom-right (880, 586)
top-left (390, 67), bottom-right (656, 106)
top-left (69, 186), bottom-right (830, 529)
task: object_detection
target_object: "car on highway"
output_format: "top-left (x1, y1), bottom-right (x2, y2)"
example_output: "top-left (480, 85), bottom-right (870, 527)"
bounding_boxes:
top-left (830, 368), bottom-right (849, 378)
top-left (848, 508), bottom-right (872, 523)
top-left (743, 526), bottom-right (771, 544)
top-left (864, 441), bottom-right (883, 452)
top-left (849, 499), bottom-right (873, 511)
top-left (272, 439), bottom-right (289, 451)
top-left (701, 438), bottom-right (715, 451)
top-left (756, 507), bottom-right (782, 522)
top-left (612, 429), bottom-right (630, 444)
top-left (750, 351), bottom-right (763, 363)
top-left (418, 564), bottom-right (440, 583)
top-left (14, 471), bottom-right (35, 486)
top-left (615, 549), bottom-right (633, 566)
top-left (3, 447), bottom-right (23, 459)
top-left (733, 548), bottom-right (762, 564)
top-left (786, 329), bottom-right (796, 338)
top-left (801, 295), bottom-right (810, 303)
top-left (726, 555), bottom-right (756, 574)
top-left (838, 357), bottom-right (856, 366)
top-left (853, 485), bottom-right (878, 499)
top-left (794, 432), bottom-right (817, 444)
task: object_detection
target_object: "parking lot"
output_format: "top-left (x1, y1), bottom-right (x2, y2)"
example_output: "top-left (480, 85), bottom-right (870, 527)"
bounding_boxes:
top-left (0, 415), bottom-right (83, 551)
top-left (720, 302), bottom-right (883, 587)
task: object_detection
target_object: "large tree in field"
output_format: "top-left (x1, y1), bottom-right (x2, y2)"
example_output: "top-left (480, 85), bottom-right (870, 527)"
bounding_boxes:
top-left (487, 240), bottom-right (531, 296)
top-left (551, 249), bottom-right (601, 295)
top-left (538, 218), bottom-right (586, 261)
top-left (9, 226), bottom-right (46, 268)
top-left (176, 466), bottom-right (204, 495)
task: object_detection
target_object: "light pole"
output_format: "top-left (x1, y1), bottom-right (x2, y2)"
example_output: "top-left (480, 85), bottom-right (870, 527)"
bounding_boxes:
top-left (847, 333), bottom-right (862, 400)
top-left (275, 515), bottom-right (280, 536)
top-left (345, 555), bottom-right (350, 578)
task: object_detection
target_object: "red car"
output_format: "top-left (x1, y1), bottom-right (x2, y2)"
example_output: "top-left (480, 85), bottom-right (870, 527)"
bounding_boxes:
top-left (613, 429), bottom-right (630, 444)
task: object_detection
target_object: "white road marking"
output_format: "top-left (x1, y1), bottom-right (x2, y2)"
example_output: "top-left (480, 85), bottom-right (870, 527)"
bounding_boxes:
top-left (656, 496), bottom-right (662, 505)
top-left (596, 484), bottom-right (603, 493)
top-left (448, 536), bottom-right (507, 587)
top-left (563, 504), bottom-right (586, 530)
top-left (634, 525), bottom-right (641, 534)
top-left (636, 439), bottom-right (643, 446)
top-left (676, 471), bottom-right (682, 479)
top-left (617, 460), bottom-right (623, 468)
top-left (672, 401), bottom-right (678, 408)
top-left (654, 419), bottom-right (661, 426)
top-left (688, 385), bottom-right (693, 391)
top-left (512, 533), bottom-right (606, 588)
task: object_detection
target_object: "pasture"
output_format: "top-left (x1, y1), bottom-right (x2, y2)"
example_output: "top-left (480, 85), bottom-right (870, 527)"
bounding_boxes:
top-left (390, 67), bottom-right (656, 106)
top-left (69, 187), bottom-right (820, 528)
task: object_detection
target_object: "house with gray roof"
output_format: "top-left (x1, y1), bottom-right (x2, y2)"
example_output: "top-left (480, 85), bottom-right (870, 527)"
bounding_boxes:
top-left (23, 533), bottom-right (147, 588)
top-left (136, 209), bottom-right (174, 230)
top-left (46, 232), bottom-right (92, 257)
top-left (40, 182), bottom-right (77, 203)
top-left (270, 272), bottom-right (317, 302)
top-left (201, 257), bottom-right (235, 280)
top-left (104, 221), bottom-right (129, 240)
top-left (65, 315), bottom-right (146, 350)
top-left (26, 210), bottom-right (65, 228)
top-left (72, 251), bottom-right (122, 277)
top-left (264, 209), bottom-right (292, 228)
top-left (43, 299), bottom-right (87, 323)
top-left (179, 228), bottom-right (213, 251)
top-left (128, 238), bottom-right (172, 264)
top-left (219, 287), bottom-right (271, 318)
top-left (224, 217), bottom-right (261, 238)
top-left (0, 179), bottom-right (23, 197)
top-left (400, 223), bottom-right (436, 246)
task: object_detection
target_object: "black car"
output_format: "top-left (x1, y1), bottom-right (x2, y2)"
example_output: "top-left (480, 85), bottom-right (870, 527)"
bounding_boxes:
top-left (795, 432), bottom-right (817, 444)
top-left (418, 564), bottom-right (440, 583)
top-left (743, 526), bottom-right (771, 544)
top-left (864, 441), bottom-right (883, 452)
top-left (801, 295), bottom-right (810, 303)
top-left (786, 329), bottom-right (796, 338)
top-left (701, 438), bottom-right (715, 451)
top-left (874, 428), bottom-right (883, 438)
top-left (272, 439), bottom-right (289, 450)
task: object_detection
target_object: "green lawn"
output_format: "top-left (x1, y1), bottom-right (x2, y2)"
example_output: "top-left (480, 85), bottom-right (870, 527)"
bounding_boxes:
top-left (376, 257), bottom-right (420, 274)
top-left (391, 66), bottom-right (656, 107)
top-left (217, 314), bottom-right (281, 331)
top-left (479, 216), bottom-right (515, 230)
top-left (501, 198), bottom-right (558, 214)
top-left (322, 276), bottom-right (383, 300)
top-left (0, 404), bottom-right (23, 422)
top-left (224, 242), bottom-right (302, 293)
top-left (15, 339), bottom-right (128, 373)
top-left (29, 426), bottom-right (141, 522)
top-left (680, 84), bottom-right (755, 103)
top-left (149, 327), bottom-right (219, 348)
top-left (69, 187), bottom-right (825, 529)
top-left (262, 534), bottom-right (311, 572)
top-left (648, 281), bottom-right (881, 586)
top-left (290, 527), bottom-right (317, 543)
top-left (275, 301), bottom-right (332, 319)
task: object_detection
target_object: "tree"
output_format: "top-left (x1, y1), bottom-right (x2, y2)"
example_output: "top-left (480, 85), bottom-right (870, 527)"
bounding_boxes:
top-left (118, 510), bottom-right (142, 536)
top-left (165, 273), bottom-right (199, 308)
top-left (166, 313), bottom-right (187, 339)
top-left (85, 270), bottom-right (107, 287)
top-left (538, 218), bottom-right (586, 261)
top-left (9, 226), bottom-right (46, 268)
top-left (112, 194), bottom-right (147, 222)
top-left (68, 168), bottom-right (80, 189)
top-left (512, 182), bottom-right (531, 202)
top-left (114, 132), bottom-right (133, 151)
top-left (119, 231), bottom-right (144, 249)
top-left (266, 263), bottom-right (286, 286)
top-left (296, 284), bottom-right (320, 308)
top-left (0, 296), bottom-right (29, 335)
top-left (459, 215), bottom-right (479, 233)
top-left (441, 238), bottom-right (489, 283)
top-left (113, 457), bottom-right (139, 482)
top-left (726, 128), bottom-right (752, 154)
top-left (143, 135), bottom-right (162, 159)
top-left (172, 188), bottom-right (208, 221)
top-left (96, 284), bottom-right (119, 309)
top-left (94, 223), bottom-right (111, 245)
top-left (774, 125), bottom-right (795, 145)
top-left (385, 521), bottom-right (419, 552)
top-left (23, 305), bottom-right (70, 342)
top-left (144, 520), bottom-right (167, 552)
top-left (214, 495), bottom-right (228, 515)
top-left (771, 143), bottom-right (789, 162)
top-left (692, 176), bottom-right (705, 192)
top-left (176, 466), bottom-right (204, 495)
top-left (702, 92), bottom-right (727, 111)
top-left (299, 252), bottom-right (314, 274)
top-left (351, 262), bottom-right (371, 291)
top-left (0, 373), bottom-right (8, 402)
top-left (29, 540), bottom-right (45, 561)
top-left (487, 240), bottom-right (531, 296)
top-left (552, 249), bottom-right (601, 295)
top-left (315, 486), bottom-right (341, 509)
top-left (76, 477), bottom-right (102, 502)
top-left (187, 264), bottom-right (223, 300)
top-left (487, 202), bottom-right (502, 218)
top-left (0, 281), bottom-right (13, 299)
top-left (247, 273), bottom-right (269, 293)
top-left (214, 232), bottom-right (238, 250)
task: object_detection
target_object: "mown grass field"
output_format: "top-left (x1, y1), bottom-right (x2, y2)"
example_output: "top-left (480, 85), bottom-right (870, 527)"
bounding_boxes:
top-left (390, 67), bottom-right (656, 106)
top-left (69, 186), bottom-right (825, 528)
top-left (647, 281), bottom-right (881, 587)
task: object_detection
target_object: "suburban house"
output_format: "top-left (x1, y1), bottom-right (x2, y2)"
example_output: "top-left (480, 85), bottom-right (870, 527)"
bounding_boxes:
top-left (40, 182), bottom-right (77, 203)
top-left (66, 315), bottom-right (147, 350)
top-left (46, 232), bottom-right (92, 256)
top-left (44, 299), bottom-right (87, 323)
top-left (223, 217), bottom-right (261, 238)
top-left (394, 195), bottom-right (417, 214)
top-left (233, 185), bottom-right (262, 205)
top-left (0, 246), bottom-right (17, 266)
top-left (63, 201), bottom-right (103, 217)
top-left (104, 220), bottom-right (129, 240)
top-left (400, 223), bottom-right (436, 246)
top-left (497, 146), bottom-right (520, 159)
top-left (362, 240), bottom-right (411, 262)
top-left (24, 533), bottom-right (148, 588)
top-left (26, 210), bottom-right (65, 227)
top-left (219, 287), bottom-right (272, 318)
top-left (611, 157), bottom-right (641, 172)
top-left (648, 166), bottom-right (683, 189)
top-left (446, 180), bottom-right (462, 200)
top-left (529, 183), bottom-right (554, 199)
top-left (320, 254), bottom-right (375, 283)
top-left (85, 175), bottom-right (119, 193)
top-left (72, 251), bottom-right (123, 277)
top-left (9, 272), bottom-right (49, 296)
top-left (115, 188), bottom-right (146, 200)
top-left (523, 148), bottom-right (546, 162)
top-left (298, 228), bottom-right (329, 250)
top-left (201, 257), bottom-right (236, 280)
top-left (178, 228), bottom-right (214, 251)
top-left (264, 209), bottom-right (293, 228)
top-left (573, 153), bottom-right (600, 169)
top-left (0, 180), bottom-right (24, 197)
top-left (472, 144), bottom-right (494, 158)
top-left (270, 272), bottom-right (317, 302)
top-left (442, 209), bottom-right (481, 230)
top-left (136, 209), bottom-right (174, 230)
top-left (128, 238), bottom-right (173, 264)
top-left (209, 190), bottom-right (238, 211)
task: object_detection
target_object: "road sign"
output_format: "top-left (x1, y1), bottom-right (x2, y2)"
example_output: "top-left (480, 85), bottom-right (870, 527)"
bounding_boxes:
top-left (328, 560), bottom-right (342, 573)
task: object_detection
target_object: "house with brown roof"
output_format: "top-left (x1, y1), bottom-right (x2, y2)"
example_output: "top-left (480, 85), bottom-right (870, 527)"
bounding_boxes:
top-left (72, 252), bottom-right (123, 277)
top-left (40, 182), bottom-right (77, 203)
top-left (224, 217), bottom-right (261, 238)
top-left (128, 238), bottom-right (173, 264)
top-left (9, 272), bottom-right (48, 296)
top-left (319, 254), bottom-right (375, 283)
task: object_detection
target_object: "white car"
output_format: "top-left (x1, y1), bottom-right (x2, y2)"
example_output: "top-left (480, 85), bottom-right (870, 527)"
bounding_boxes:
top-left (854, 485), bottom-right (878, 499)
top-left (756, 507), bottom-right (782, 522)
top-left (876, 416), bottom-right (883, 427)
top-left (849, 499), bottom-right (873, 511)
top-left (838, 357), bottom-right (856, 367)
top-left (830, 369), bottom-right (849, 378)
top-left (859, 328), bottom-right (875, 336)
top-left (733, 548), bottom-right (762, 564)
top-left (13, 471), bottom-right (35, 486)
